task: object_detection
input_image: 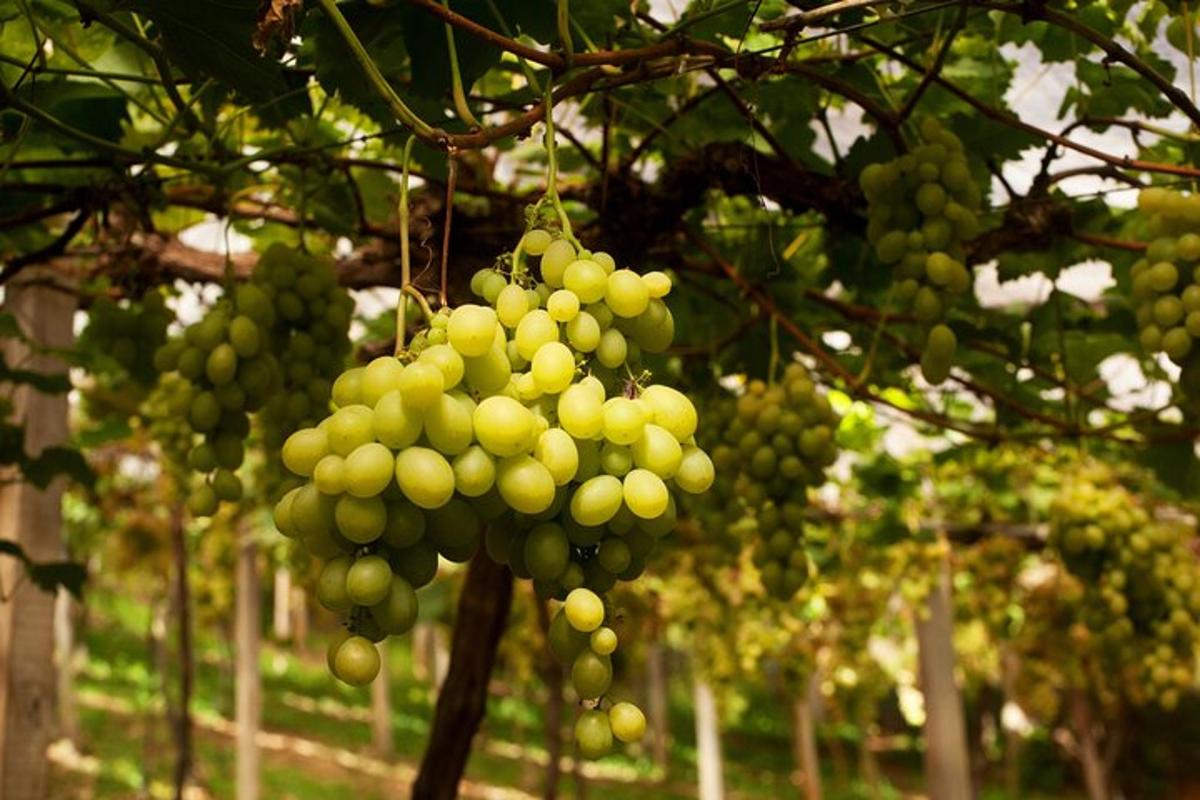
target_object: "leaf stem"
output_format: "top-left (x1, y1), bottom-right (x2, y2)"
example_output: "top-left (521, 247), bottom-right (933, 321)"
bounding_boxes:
top-left (443, 0), bottom-right (482, 129)
top-left (397, 135), bottom-right (416, 355)
top-left (542, 81), bottom-right (581, 250)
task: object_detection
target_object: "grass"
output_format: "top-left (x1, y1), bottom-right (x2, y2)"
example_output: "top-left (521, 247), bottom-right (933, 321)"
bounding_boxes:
top-left (47, 587), bottom-right (1079, 799)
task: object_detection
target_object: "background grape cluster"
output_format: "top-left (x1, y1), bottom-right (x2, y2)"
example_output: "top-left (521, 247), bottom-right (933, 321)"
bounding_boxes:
top-left (78, 288), bottom-right (173, 387)
top-left (859, 117), bottom-right (981, 385)
top-left (273, 227), bottom-right (713, 758)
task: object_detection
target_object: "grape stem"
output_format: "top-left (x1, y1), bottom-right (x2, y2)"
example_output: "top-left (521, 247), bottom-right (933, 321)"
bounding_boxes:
top-left (440, 153), bottom-right (458, 308)
top-left (402, 284), bottom-right (436, 322)
top-left (767, 316), bottom-right (780, 386)
top-left (543, 81), bottom-right (583, 250)
top-left (443, 0), bottom-right (482, 129)
top-left (396, 135), bottom-right (416, 356)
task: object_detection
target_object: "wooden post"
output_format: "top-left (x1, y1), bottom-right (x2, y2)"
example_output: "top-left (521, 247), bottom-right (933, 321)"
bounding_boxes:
top-left (273, 568), bottom-right (292, 641)
top-left (535, 599), bottom-right (563, 800)
top-left (645, 643), bottom-right (670, 774)
top-left (792, 673), bottom-right (823, 800)
top-left (1001, 648), bottom-right (1021, 799)
top-left (1069, 691), bottom-right (1108, 800)
top-left (411, 550), bottom-right (513, 800)
top-left (290, 586), bottom-right (308, 652)
top-left (692, 672), bottom-right (725, 800)
top-left (372, 641), bottom-right (394, 757)
top-left (53, 588), bottom-right (81, 747)
top-left (0, 269), bottom-right (75, 799)
top-left (915, 553), bottom-right (973, 800)
top-left (170, 505), bottom-right (193, 800)
top-left (235, 533), bottom-right (261, 800)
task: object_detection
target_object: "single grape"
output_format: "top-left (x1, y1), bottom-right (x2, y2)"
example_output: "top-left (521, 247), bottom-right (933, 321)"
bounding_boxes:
top-left (395, 447), bottom-right (456, 509)
top-left (564, 587), bottom-right (605, 632)
top-left (346, 555), bottom-right (392, 606)
top-left (332, 635), bottom-right (380, 687)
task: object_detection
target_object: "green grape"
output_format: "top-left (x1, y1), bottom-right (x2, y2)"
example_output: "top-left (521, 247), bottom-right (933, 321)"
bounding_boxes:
top-left (563, 259), bottom-right (608, 303)
top-left (463, 346), bottom-right (512, 395)
top-left (565, 312), bottom-right (601, 352)
top-left (382, 499), bottom-right (427, 548)
top-left (395, 447), bottom-right (456, 509)
top-left (602, 398), bottom-right (646, 445)
top-left (597, 537), bottom-right (631, 573)
top-left (623, 468), bottom-right (668, 519)
top-left (187, 483), bottom-right (218, 517)
top-left (570, 475), bottom-right (623, 526)
top-left (424, 394), bottom-right (474, 455)
top-left (608, 702), bottom-right (646, 743)
top-left (590, 627), bottom-right (617, 656)
top-left (522, 229), bottom-right (553, 256)
top-left (313, 454), bottom-right (347, 494)
top-left (642, 271), bottom-right (671, 298)
top-left (630, 424), bottom-right (682, 478)
top-left (333, 367), bottom-right (364, 407)
top-left (571, 650), bottom-right (613, 699)
top-left (346, 555), bottom-right (393, 606)
top-left (496, 455), bottom-right (556, 514)
top-left (398, 362), bottom-right (444, 411)
top-left (452, 446), bottom-right (497, 497)
top-left (515, 309), bottom-right (559, 360)
top-left (534, 428), bottom-right (579, 485)
top-left (332, 635), bottom-right (380, 687)
top-left (558, 383), bottom-right (604, 439)
top-left (393, 540), bottom-right (440, 588)
top-left (335, 494), bottom-right (387, 543)
top-left (447, 304), bottom-right (499, 357)
top-left (317, 556), bottom-right (354, 611)
top-left (373, 391), bottom-right (424, 450)
top-left (496, 284), bottom-right (529, 328)
top-left (548, 289), bottom-right (580, 322)
top-left (417, 344), bottom-right (465, 389)
top-left (564, 587), bottom-right (605, 632)
top-left (549, 606), bottom-right (590, 664)
top-left (541, 239), bottom-right (576, 287)
top-left (473, 396), bottom-right (536, 457)
top-left (372, 576), bottom-right (419, 635)
top-left (605, 270), bottom-right (650, 318)
top-left (531, 342), bottom-right (576, 393)
top-left (228, 315), bottom-right (261, 357)
top-left (600, 442), bottom-right (633, 477)
top-left (675, 446), bottom-right (715, 493)
top-left (595, 328), bottom-right (627, 368)
top-left (525, 522), bottom-right (570, 580)
top-left (344, 442), bottom-right (395, 497)
top-left (326, 405), bottom-right (376, 456)
top-left (212, 469), bottom-right (243, 502)
top-left (574, 710), bottom-right (613, 759)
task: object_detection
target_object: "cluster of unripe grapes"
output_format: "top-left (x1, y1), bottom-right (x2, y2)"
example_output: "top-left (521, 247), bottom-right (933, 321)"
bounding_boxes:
top-left (859, 117), bottom-right (981, 385)
top-left (1132, 188), bottom-right (1200, 398)
top-left (79, 288), bottom-right (173, 386)
top-left (153, 245), bottom-right (351, 516)
top-left (1051, 471), bottom-right (1200, 710)
top-left (273, 226), bottom-right (712, 756)
top-left (548, 588), bottom-right (646, 757)
top-left (691, 365), bottom-right (840, 599)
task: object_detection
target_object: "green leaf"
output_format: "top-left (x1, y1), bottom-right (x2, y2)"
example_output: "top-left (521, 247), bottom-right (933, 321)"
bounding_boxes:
top-left (0, 354), bottom-right (70, 394)
top-left (0, 541), bottom-right (87, 598)
top-left (22, 446), bottom-right (95, 489)
top-left (12, 79), bottom-right (128, 144)
top-left (305, 1), bottom-right (410, 127)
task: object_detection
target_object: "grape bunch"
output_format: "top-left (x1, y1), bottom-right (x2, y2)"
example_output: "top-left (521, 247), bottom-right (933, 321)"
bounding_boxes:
top-left (725, 366), bottom-right (840, 599)
top-left (681, 393), bottom-right (746, 558)
top-left (78, 288), bottom-right (173, 386)
top-left (1132, 188), bottom-right (1200, 399)
top-left (273, 224), bottom-right (713, 758)
top-left (859, 117), bottom-right (981, 384)
top-left (251, 246), bottom-right (354, 453)
top-left (1050, 469), bottom-right (1200, 710)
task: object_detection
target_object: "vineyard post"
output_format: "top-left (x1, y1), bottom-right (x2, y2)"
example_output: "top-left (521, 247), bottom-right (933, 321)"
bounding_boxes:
top-left (0, 267), bottom-right (76, 799)
top-left (234, 528), bottom-right (261, 800)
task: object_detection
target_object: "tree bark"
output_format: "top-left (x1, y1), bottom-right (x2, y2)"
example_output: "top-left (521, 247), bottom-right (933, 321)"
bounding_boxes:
top-left (0, 269), bottom-right (75, 800)
top-left (235, 533), bottom-right (261, 800)
top-left (170, 505), bottom-right (193, 800)
top-left (53, 588), bottom-right (80, 747)
top-left (535, 599), bottom-right (563, 800)
top-left (1069, 691), bottom-right (1108, 800)
top-left (692, 672), bottom-right (725, 800)
top-left (411, 550), bottom-right (513, 800)
top-left (915, 554), bottom-right (973, 800)
top-left (1001, 649), bottom-right (1021, 800)
top-left (272, 567), bottom-right (292, 642)
top-left (792, 674), bottom-right (822, 800)
top-left (645, 642), bottom-right (670, 775)
top-left (371, 641), bottom-right (394, 758)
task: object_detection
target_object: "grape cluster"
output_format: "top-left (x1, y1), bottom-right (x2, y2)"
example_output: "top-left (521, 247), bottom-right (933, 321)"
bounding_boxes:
top-left (153, 244), bottom-right (351, 516)
top-left (274, 226), bottom-right (713, 756)
top-left (682, 393), bottom-right (746, 558)
top-left (1132, 188), bottom-right (1200, 398)
top-left (730, 368), bottom-right (839, 598)
top-left (1050, 470), bottom-right (1200, 710)
top-left (859, 117), bottom-right (980, 384)
top-left (78, 288), bottom-right (173, 386)
top-left (548, 588), bottom-right (646, 757)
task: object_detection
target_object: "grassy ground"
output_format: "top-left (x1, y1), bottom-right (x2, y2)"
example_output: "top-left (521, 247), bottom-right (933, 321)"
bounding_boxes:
top-left (46, 588), bottom-right (1075, 799)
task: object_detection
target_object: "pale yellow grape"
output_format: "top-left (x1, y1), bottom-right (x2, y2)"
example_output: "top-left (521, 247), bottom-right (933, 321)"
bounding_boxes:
top-left (495, 284), bottom-right (529, 328)
top-left (642, 271), bottom-right (671, 298)
top-left (496, 455), bottom-right (556, 513)
top-left (541, 239), bottom-right (576, 287)
top-left (473, 395), bottom-right (536, 457)
top-left (332, 367), bottom-right (364, 408)
top-left (463, 346), bottom-right (512, 394)
top-left (623, 468), bottom-right (668, 518)
top-left (578, 375), bottom-right (605, 401)
top-left (590, 626), bottom-right (617, 655)
top-left (600, 442), bottom-right (633, 477)
top-left (563, 259), bottom-right (608, 303)
top-left (373, 391), bottom-right (423, 449)
top-left (547, 289), bottom-right (580, 322)
top-left (395, 447), bottom-right (455, 508)
top-left (313, 454), bottom-right (347, 494)
top-left (282, 427), bottom-right (329, 477)
top-left (516, 371), bottom-right (542, 401)
top-left (452, 445), bottom-right (496, 497)
top-left (596, 328), bottom-right (628, 368)
top-left (592, 251), bottom-right (616, 273)
top-left (344, 442), bottom-right (395, 497)
top-left (632, 300), bottom-right (674, 353)
top-left (398, 362), bottom-right (444, 410)
top-left (531, 342), bottom-right (576, 393)
top-left (605, 270), bottom-right (650, 318)
top-left (506, 340), bottom-right (528, 370)
top-left (565, 312), bottom-right (601, 352)
top-left (515, 309), bottom-right (558, 360)
top-left (570, 475), bottom-right (623, 526)
top-left (558, 384), bottom-right (604, 439)
top-left (360, 356), bottom-right (406, 406)
top-left (675, 445), bottom-right (715, 493)
top-left (630, 423), bottom-right (682, 477)
top-left (491, 321), bottom-right (506, 350)
top-left (424, 393), bottom-right (474, 455)
top-left (608, 702), bottom-right (646, 743)
top-left (639, 385), bottom-right (698, 441)
top-left (522, 229), bottom-right (553, 256)
top-left (574, 710), bottom-right (613, 758)
top-left (535, 428), bottom-right (579, 485)
top-left (564, 587), bottom-right (605, 632)
top-left (417, 344), bottom-right (464, 389)
top-left (335, 495), bottom-right (387, 543)
top-left (575, 438), bottom-right (601, 481)
top-left (447, 304), bottom-right (499, 357)
top-left (327, 405), bottom-right (376, 456)
top-left (588, 303), bottom-right (614, 331)
top-left (602, 397), bottom-right (646, 445)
